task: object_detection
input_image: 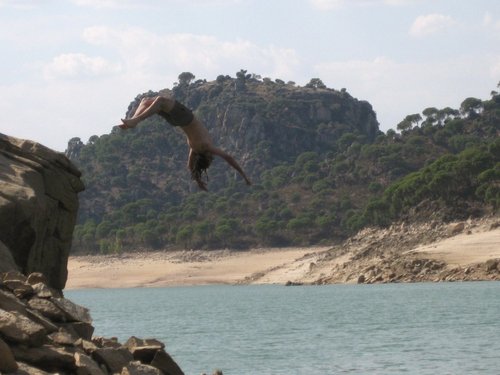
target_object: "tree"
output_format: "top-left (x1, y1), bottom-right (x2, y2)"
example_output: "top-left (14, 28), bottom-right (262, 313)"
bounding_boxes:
top-left (235, 69), bottom-right (249, 91)
top-left (305, 78), bottom-right (326, 89)
top-left (176, 225), bottom-right (193, 249)
top-left (422, 107), bottom-right (439, 126)
top-left (178, 72), bottom-right (195, 86)
top-left (460, 97), bottom-right (483, 118)
top-left (194, 220), bottom-right (213, 244)
top-left (397, 119), bottom-right (412, 132)
top-left (386, 129), bottom-right (397, 139)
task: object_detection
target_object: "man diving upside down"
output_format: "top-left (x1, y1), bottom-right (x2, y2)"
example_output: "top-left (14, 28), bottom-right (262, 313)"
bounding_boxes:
top-left (120, 95), bottom-right (251, 191)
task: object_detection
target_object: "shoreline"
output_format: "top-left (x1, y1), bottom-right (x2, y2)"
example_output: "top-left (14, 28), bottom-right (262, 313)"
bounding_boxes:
top-left (66, 218), bottom-right (500, 289)
top-left (66, 247), bottom-right (330, 290)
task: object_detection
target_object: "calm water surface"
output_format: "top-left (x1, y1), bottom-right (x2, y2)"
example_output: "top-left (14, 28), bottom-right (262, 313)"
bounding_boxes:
top-left (66, 282), bottom-right (500, 375)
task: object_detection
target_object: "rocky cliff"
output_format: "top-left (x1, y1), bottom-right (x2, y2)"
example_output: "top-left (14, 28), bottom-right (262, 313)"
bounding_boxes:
top-left (0, 134), bottom-right (84, 290)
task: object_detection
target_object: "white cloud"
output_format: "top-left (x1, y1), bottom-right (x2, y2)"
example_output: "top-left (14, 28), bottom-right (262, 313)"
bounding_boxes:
top-left (81, 26), bottom-right (300, 85)
top-left (314, 55), bottom-right (497, 130)
top-left (0, 0), bottom-right (42, 9)
top-left (71, 0), bottom-right (141, 9)
top-left (410, 13), bottom-right (456, 37)
top-left (383, 0), bottom-right (418, 5)
top-left (309, 0), bottom-right (418, 10)
top-left (309, 0), bottom-right (344, 10)
top-left (43, 53), bottom-right (122, 79)
top-left (483, 12), bottom-right (500, 32)
top-left (72, 0), bottom-right (241, 9)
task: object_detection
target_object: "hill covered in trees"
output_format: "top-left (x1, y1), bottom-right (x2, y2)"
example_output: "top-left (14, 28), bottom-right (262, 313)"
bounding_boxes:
top-left (67, 72), bottom-right (499, 253)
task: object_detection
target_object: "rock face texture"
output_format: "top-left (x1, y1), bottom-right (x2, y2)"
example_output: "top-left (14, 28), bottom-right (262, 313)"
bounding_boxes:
top-left (0, 271), bottom-right (185, 375)
top-left (0, 134), bottom-right (84, 290)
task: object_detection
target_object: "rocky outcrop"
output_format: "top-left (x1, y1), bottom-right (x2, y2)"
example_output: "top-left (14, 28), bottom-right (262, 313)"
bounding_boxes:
top-left (0, 271), bottom-right (185, 375)
top-left (311, 217), bottom-right (500, 285)
top-left (0, 134), bottom-right (84, 290)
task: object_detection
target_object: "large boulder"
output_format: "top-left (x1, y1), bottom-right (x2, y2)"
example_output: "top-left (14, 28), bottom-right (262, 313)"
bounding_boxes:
top-left (0, 134), bottom-right (84, 290)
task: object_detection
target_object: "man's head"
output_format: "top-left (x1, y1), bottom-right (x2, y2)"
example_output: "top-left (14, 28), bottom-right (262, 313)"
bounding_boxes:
top-left (190, 152), bottom-right (214, 191)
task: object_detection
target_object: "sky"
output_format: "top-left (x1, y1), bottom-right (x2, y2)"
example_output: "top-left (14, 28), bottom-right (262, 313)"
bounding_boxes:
top-left (1, 0), bottom-right (499, 152)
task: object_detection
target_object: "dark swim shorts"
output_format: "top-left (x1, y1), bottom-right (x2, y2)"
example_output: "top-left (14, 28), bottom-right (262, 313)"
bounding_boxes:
top-left (159, 100), bottom-right (194, 127)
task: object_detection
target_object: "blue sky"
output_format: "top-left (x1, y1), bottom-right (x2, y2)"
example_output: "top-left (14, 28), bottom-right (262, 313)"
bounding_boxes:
top-left (1, 0), bottom-right (499, 152)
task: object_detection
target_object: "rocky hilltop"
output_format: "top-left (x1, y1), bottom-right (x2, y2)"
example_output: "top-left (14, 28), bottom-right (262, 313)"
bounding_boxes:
top-left (0, 134), bottom-right (84, 290)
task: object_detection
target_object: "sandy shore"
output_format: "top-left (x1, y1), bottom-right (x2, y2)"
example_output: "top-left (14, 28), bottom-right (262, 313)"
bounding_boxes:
top-left (409, 227), bottom-right (500, 266)
top-left (66, 247), bottom-right (330, 289)
top-left (66, 218), bottom-right (500, 289)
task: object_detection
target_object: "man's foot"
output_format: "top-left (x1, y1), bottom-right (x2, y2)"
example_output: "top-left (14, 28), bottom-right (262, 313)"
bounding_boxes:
top-left (119, 118), bottom-right (139, 129)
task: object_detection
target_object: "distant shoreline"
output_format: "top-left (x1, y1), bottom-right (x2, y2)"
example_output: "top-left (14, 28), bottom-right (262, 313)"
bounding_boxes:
top-left (65, 247), bottom-right (330, 289)
top-left (66, 218), bottom-right (500, 289)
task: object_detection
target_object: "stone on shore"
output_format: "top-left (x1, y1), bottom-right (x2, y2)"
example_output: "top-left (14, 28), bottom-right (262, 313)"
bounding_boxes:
top-left (122, 361), bottom-right (163, 375)
top-left (125, 336), bottom-right (165, 363)
top-left (0, 271), bottom-right (188, 375)
top-left (0, 336), bottom-right (18, 373)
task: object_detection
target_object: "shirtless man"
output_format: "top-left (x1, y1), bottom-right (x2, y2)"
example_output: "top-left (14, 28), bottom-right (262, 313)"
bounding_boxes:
top-left (120, 95), bottom-right (251, 191)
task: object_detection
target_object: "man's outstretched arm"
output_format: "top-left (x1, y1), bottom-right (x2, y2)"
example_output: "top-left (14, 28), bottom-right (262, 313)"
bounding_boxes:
top-left (209, 146), bottom-right (252, 185)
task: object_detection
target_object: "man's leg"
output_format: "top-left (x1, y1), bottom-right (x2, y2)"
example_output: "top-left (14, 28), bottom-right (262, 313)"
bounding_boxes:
top-left (120, 96), bottom-right (174, 129)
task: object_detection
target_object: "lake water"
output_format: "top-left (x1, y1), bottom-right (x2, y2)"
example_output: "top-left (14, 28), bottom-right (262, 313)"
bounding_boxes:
top-left (66, 282), bottom-right (500, 375)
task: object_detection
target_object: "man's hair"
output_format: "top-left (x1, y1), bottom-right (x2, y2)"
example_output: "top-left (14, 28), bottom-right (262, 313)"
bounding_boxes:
top-left (191, 152), bottom-right (214, 191)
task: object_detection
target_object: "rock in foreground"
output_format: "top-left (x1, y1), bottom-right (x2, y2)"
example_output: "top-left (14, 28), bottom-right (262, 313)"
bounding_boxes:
top-left (0, 271), bottom-right (184, 375)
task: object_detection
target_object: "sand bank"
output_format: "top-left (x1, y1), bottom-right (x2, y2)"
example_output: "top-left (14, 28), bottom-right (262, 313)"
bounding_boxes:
top-left (66, 218), bottom-right (500, 289)
top-left (66, 247), bottom-right (330, 289)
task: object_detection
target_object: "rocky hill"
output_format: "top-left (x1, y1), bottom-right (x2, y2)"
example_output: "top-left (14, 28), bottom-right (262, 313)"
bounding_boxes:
top-left (67, 73), bottom-right (500, 253)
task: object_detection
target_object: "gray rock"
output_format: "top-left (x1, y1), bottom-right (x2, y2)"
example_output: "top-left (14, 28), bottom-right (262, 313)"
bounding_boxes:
top-left (485, 259), bottom-right (499, 272)
top-left (0, 134), bottom-right (84, 290)
top-left (0, 289), bottom-right (28, 315)
top-left (26, 272), bottom-right (48, 286)
top-left (92, 347), bottom-right (134, 373)
top-left (150, 350), bottom-right (184, 375)
top-left (14, 361), bottom-right (52, 375)
top-left (0, 309), bottom-right (46, 346)
top-left (24, 308), bottom-right (59, 334)
top-left (125, 336), bottom-right (165, 363)
top-left (0, 336), bottom-right (18, 373)
top-left (0, 288), bottom-right (57, 333)
top-left (75, 352), bottom-right (106, 375)
top-left (2, 270), bottom-right (27, 283)
top-left (52, 297), bottom-right (92, 323)
top-left (59, 321), bottom-right (95, 341)
top-left (48, 329), bottom-right (79, 346)
top-left (448, 222), bottom-right (465, 236)
top-left (93, 336), bottom-right (122, 348)
top-left (28, 297), bottom-right (66, 322)
top-left (31, 282), bottom-right (62, 298)
top-left (3, 279), bottom-right (34, 299)
top-left (11, 344), bottom-right (76, 372)
top-left (75, 338), bottom-right (99, 354)
top-left (122, 361), bottom-right (162, 375)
